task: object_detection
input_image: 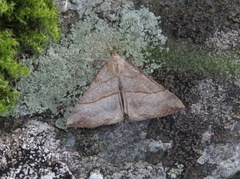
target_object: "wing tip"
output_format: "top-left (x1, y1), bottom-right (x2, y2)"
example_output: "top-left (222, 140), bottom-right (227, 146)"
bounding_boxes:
top-left (66, 115), bottom-right (124, 129)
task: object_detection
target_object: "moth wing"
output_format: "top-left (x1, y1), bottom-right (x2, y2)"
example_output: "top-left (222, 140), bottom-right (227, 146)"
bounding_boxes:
top-left (67, 63), bottom-right (123, 128)
top-left (118, 58), bottom-right (185, 121)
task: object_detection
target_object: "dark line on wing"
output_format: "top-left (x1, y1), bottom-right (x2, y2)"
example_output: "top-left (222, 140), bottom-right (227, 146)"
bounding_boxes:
top-left (124, 89), bottom-right (167, 94)
top-left (80, 92), bottom-right (119, 105)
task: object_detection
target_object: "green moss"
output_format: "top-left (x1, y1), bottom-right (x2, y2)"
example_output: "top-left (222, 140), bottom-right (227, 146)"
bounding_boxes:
top-left (0, 0), bottom-right (14, 15)
top-left (0, 0), bottom-right (60, 115)
top-left (154, 43), bottom-right (240, 78)
top-left (0, 30), bottom-right (29, 115)
top-left (0, 0), bottom-right (60, 53)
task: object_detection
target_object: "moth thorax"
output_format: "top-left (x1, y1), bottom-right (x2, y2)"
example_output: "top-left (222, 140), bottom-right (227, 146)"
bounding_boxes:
top-left (108, 55), bottom-right (125, 75)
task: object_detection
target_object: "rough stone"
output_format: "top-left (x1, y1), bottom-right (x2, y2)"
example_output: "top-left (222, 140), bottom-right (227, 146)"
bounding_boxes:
top-left (206, 30), bottom-right (240, 51)
top-left (0, 120), bottom-right (73, 178)
top-left (89, 171), bottom-right (104, 179)
top-left (1, 0), bottom-right (240, 179)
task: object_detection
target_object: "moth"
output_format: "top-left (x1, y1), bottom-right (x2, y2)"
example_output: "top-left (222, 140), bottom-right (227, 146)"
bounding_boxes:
top-left (67, 52), bottom-right (185, 128)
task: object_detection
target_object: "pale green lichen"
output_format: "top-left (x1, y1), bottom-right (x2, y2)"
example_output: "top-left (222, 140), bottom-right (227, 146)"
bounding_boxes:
top-left (14, 0), bottom-right (167, 118)
top-left (167, 163), bottom-right (184, 179)
top-left (71, 0), bottom-right (166, 72)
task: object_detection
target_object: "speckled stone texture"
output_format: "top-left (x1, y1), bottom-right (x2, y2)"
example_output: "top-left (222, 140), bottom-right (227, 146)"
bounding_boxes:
top-left (1, 0), bottom-right (240, 178)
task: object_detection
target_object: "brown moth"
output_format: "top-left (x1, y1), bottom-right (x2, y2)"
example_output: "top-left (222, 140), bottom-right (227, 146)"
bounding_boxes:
top-left (67, 52), bottom-right (185, 128)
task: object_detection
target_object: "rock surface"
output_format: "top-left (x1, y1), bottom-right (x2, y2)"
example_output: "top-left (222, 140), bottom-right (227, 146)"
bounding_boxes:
top-left (0, 120), bottom-right (72, 178)
top-left (1, 78), bottom-right (239, 178)
top-left (1, 0), bottom-right (240, 179)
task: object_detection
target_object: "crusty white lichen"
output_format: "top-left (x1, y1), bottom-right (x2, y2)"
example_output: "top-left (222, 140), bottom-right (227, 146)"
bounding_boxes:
top-left (72, 0), bottom-right (167, 71)
top-left (167, 163), bottom-right (184, 179)
top-left (14, 0), bottom-right (167, 118)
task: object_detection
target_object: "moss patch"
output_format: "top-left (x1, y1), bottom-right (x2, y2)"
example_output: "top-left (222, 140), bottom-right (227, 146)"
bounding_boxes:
top-left (153, 43), bottom-right (240, 79)
top-left (0, 0), bottom-right (60, 116)
top-left (0, 0), bottom-right (60, 53)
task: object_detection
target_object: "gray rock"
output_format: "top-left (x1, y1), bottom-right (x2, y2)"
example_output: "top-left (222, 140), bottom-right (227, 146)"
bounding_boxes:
top-left (89, 171), bottom-right (104, 179)
top-left (1, 0), bottom-right (240, 179)
top-left (0, 120), bottom-right (73, 179)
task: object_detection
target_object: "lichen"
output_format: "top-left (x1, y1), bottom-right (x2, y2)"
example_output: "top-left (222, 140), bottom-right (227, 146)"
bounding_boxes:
top-left (14, 0), bottom-right (167, 119)
top-left (167, 163), bottom-right (184, 179)
top-left (14, 45), bottom-right (95, 116)
top-left (71, 0), bottom-right (166, 72)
